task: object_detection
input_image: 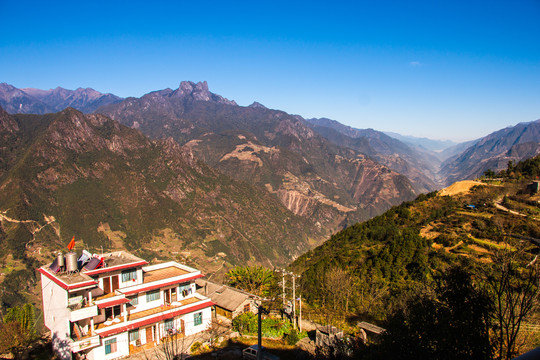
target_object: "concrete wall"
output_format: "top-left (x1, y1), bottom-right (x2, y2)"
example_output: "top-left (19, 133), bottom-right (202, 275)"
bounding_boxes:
top-left (41, 273), bottom-right (71, 360)
top-left (183, 306), bottom-right (212, 337)
top-left (87, 333), bottom-right (129, 360)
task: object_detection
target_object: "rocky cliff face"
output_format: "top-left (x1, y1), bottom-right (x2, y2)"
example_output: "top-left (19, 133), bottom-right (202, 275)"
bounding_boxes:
top-left (440, 119), bottom-right (540, 184)
top-left (97, 82), bottom-right (418, 232)
top-left (0, 107), bottom-right (324, 271)
top-left (306, 117), bottom-right (442, 192)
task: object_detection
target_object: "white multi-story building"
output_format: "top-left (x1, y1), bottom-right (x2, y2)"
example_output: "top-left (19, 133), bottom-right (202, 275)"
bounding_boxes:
top-left (39, 251), bottom-right (214, 360)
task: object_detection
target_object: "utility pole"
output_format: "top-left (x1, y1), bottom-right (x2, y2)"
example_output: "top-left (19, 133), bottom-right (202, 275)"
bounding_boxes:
top-left (292, 274), bottom-right (296, 329)
top-left (257, 303), bottom-right (269, 360)
top-left (282, 270), bottom-right (286, 309)
top-left (299, 295), bottom-right (302, 332)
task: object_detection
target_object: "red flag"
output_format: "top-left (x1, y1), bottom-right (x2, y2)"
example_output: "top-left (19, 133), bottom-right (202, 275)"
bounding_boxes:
top-left (67, 236), bottom-right (75, 251)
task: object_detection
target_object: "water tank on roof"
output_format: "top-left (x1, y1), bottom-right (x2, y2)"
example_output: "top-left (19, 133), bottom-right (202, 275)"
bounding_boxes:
top-left (66, 252), bottom-right (78, 272)
top-left (57, 252), bottom-right (65, 268)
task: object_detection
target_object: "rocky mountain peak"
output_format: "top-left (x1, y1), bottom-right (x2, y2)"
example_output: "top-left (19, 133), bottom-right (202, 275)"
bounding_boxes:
top-left (248, 101), bottom-right (267, 109)
top-left (172, 81), bottom-right (237, 106)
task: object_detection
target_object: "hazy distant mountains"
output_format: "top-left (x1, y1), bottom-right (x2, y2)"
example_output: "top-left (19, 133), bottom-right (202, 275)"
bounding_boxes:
top-left (0, 83), bottom-right (123, 114)
top-left (383, 131), bottom-right (458, 152)
top-left (305, 118), bottom-right (443, 192)
top-left (440, 120), bottom-right (540, 184)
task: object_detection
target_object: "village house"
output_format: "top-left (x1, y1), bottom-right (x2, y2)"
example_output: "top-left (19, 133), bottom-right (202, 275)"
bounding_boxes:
top-left (195, 278), bottom-right (260, 319)
top-left (39, 250), bottom-right (214, 360)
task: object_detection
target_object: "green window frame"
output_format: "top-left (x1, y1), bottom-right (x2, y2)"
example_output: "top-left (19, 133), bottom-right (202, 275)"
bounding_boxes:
top-left (105, 338), bottom-right (117, 354)
top-left (194, 312), bottom-right (202, 326)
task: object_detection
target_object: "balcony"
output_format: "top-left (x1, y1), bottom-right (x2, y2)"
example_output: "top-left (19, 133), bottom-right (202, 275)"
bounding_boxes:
top-left (69, 304), bottom-right (98, 322)
top-left (70, 334), bottom-right (101, 353)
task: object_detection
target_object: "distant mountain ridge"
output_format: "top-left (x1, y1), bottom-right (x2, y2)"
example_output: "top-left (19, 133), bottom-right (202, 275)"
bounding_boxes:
top-left (305, 117), bottom-right (443, 192)
top-left (0, 83), bottom-right (123, 114)
top-left (384, 131), bottom-right (458, 152)
top-left (440, 119), bottom-right (540, 185)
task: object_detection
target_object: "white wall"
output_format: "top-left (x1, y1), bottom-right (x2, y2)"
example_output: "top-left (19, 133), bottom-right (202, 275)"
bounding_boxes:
top-left (87, 333), bottom-right (129, 360)
top-left (183, 307), bottom-right (212, 337)
top-left (41, 273), bottom-right (71, 360)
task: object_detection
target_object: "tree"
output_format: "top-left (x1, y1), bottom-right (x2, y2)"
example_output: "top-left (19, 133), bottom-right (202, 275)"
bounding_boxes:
top-left (325, 267), bottom-right (354, 312)
top-left (226, 266), bottom-right (276, 297)
top-left (380, 267), bottom-right (493, 360)
top-left (484, 249), bottom-right (539, 360)
top-left (0, 303), bottom-right (37, 359)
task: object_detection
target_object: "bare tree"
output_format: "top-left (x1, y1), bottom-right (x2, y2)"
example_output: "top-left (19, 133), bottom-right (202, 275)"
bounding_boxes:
top-left (325, 267), bottom-right (353, 312)
top-left (143, 333), bottom-right (194, 360)
top-left (485, 248), bottom-right (539, 360)
top-left (143, 317), bottom-right (232, 360)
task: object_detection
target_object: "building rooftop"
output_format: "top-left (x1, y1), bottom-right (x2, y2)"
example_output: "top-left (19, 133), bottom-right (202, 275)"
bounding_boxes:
top-left (39, 266), bottom-right (96, 287)
top-left (97, 251), bottom-right (146, 269)
top-left (143, 265), bottom-right (190, 284)
top-left (39, 250), bottom-right (148, 289)
top-left (195, 279), bottom-right (260, 311)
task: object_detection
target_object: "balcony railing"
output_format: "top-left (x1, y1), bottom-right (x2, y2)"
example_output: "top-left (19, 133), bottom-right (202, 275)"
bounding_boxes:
top-left (70, 334), bottom-right (101, 353)
top-left (69, 305), bottom-right (98, 322)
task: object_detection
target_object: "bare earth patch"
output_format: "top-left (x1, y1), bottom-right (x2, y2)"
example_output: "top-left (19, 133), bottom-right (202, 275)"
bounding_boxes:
top-left (439, 180), bottom-right (485, 196)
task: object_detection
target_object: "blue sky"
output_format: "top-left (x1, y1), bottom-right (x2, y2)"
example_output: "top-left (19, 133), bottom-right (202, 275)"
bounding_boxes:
top-left (1, 0), bottom-right (538, 141)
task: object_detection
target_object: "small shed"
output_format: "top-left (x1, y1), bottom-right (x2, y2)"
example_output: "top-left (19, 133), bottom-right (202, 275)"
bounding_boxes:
top-left (527, 181), bottom-right (540, 194)
top-left (195, 279), bottom-right (260, 319)
top-left (316, 325), bottom-right (344, 347)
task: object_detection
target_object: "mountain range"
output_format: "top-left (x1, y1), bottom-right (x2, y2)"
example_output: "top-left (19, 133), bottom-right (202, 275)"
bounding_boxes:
top-left (0, 106), bottom-right (327, 271)
top-left (440, 120), bottom-right (540, 184)
top-left (1, 81), bottom-right (539, 274)
top-left (0, 83), bottom-right (122, 114)
top-left (95, 81), bottom-right (417, 230)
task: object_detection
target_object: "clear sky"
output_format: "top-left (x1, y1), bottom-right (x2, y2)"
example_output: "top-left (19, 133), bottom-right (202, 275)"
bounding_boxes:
top-left (1, 0), bottom-right (538, 141)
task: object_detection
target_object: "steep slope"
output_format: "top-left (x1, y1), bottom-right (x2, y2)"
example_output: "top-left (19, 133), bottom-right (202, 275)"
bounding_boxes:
top-left (440, 119), bottom-right (540, 185)
top-left (0, 83), bottom-right (123, 114)
top-left (291, 163), bottom-right (540, 317)
top-left (97, 81), bottom-right (417, 231)
top-left (0, 107), bottom-right (323, 271)
top-left (306, 117), bottom-right (442, 192)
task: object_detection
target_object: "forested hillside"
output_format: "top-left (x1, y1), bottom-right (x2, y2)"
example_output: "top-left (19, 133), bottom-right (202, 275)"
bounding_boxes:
top-left (291, 156), bottom-right (540, 358)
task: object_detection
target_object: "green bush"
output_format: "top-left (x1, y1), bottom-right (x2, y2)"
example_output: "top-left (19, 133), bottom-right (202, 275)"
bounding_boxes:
top-left (232, 312), bottom-right (257, 334)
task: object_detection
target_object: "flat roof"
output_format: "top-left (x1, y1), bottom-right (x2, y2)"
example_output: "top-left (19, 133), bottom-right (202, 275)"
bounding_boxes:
top-left (143, 266), bottom-right (190, 284)
top-left (97, 251), bottom-right (146, 268)
top-left (39, 251), bottom-right (148, 289)
top-left (38, 267), bottom-right (97, 290)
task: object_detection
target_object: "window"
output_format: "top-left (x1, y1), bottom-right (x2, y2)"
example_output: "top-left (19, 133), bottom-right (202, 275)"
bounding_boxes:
top-left (105, 305), bottom-right (121, 320)
top-left (244, 303), bottom-right (250, 313)
top-left (129, 295), bottom-right (138, 306)
top-left (164, 319), bottom-right (175, 332)
top-left (146, 290), bottom-right (160, 302)
top-left (122, 269), bottom-right (137, 282)
top-left (179, 284), bottom-right (192, 298)
top-left (194, 312), bottom-right (202, 326)
top-left (129, 330), bottom-right (139, 342)
top-left (105, 338), bottom-right (117, 354)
